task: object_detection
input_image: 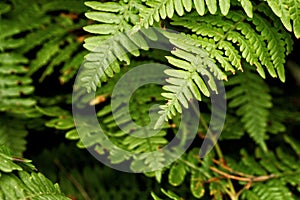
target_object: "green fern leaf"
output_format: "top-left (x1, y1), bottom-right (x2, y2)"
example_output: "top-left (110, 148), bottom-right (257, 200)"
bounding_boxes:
top-left (0, 146), bottom-right (68, 200)
top-left (224, 147), bottom-right (300, 199)
top-left (0, 147), bottom-right (24, 174)
top-left (244, 180), bottom-right (294, 200)
top-left (71, 67), bottom-right (172, 168)
top-left (266, 0), bottom-right (300, 38)
top-left (83, 2), bottom-right (156, 92)
top-left (219, 116), bottom-right (245, 140)
top-left (165, 32), bottom-right (228, 81)
top-left (171, 9), bottom-right (292, 81)
top-left (59, 51), bottom-right (86, 84)
top-left (130, 151), bottom-right (166, 172)
top-left (237, 0), bottom-right (253, 17)
top-left (226, 64), bottom-right (272, 151)
top-left (0, 2), bottom-right (11, 15)
top-left (0, 0), bottom-right (86, 84)
top-left (156, 48), bottom-right (219, 123)
top-left (219, 0), bottom-right (230, 15)
top-left (0, 59), bottom-right (35, 111)
top-left (133, 0), bottom-right (254, 31)
top-left (288, 0), bottom-right (300, 38)
top-left (249, 12), bottom-right (287, 81)
top-left (205, 0), bottom-right (217, 14)
top-left (174, 0), bottom-right (185, 16)
top-left (194, 0), bottom-right (206, 15)
top-left (0, 53), bottom-right (28, 65)
top-left (283, 135), bottom-right (300, 156)
top-left (85, 1), bottom-right (124, 12)
top-left (0, 116), bottom-right (28, 156)
top-left (18, 25), bottom-right (65, 55)
top-left (154, 31), bottom-right (227, 123)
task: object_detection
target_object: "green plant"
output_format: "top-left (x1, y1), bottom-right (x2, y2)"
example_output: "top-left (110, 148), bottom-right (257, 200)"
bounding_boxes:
top-left (78, 0), bottom-right (300, 199)
top-left (1, 0), bottom-right (300, 199)
top-left (0, 145), bottom-right (69, 199)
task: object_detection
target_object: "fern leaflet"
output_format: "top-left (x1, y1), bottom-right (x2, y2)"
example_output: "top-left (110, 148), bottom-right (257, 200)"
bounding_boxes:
top-left (226, 63), bottom-right (272, 151)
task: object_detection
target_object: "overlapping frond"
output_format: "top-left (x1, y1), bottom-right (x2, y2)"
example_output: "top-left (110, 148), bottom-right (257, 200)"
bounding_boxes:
top-left (0, 0), bottom-right (86, 85)
top-left (83, 1), bottom-right (155, 92)
top-left (155, 39), bottom-right (224, 123)
top-left (170, 8), bottom-right (293, 82)
top-left (80, 83), bottom-right (169, 170)
top-left (226, 63), bottom-right (272, 151)
top-left (0, 0), bottom-right (299, 199)
top-left (0, 146), bottom-right (68, 200)
top-left (41, 64), bottom-right (171, 171)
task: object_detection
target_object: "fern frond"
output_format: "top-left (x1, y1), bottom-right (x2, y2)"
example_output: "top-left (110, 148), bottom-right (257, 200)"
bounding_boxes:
top-left (0, 146), bottom-right (68, 200)
top-left (249, 11), bottom-right (287, 81)
top-left (83, 1), bottom-right (154, 92)
top-left (29, 39), bottom-right (61, 75)
top-left (231, 147), bottom-right (300, 200)
top-left (135, 0), bottom-right (192, 30)
top-left (0, 1), bottom-right (36, 109)
top-left (241, 180), bottom-right (294, 200)
top-left (35, 106), bottom-right (75, 131)
top-left (48, 64), bottom-right (170, 170)
top-left (0, 146), bottom-right (26, 174)
top-left (236, 0), bottom-right (253, 17)
top-left (163, 32), bottom-right (228, 80)
top-left (73, 84), bottom-right (169, 170)
top-left (0, 0), bottom-right (87, 83)
top-left (155, 143), bottom-right (300, 199)
top-left (81, 33), bottom-right (139, 92)
top-left (0, 172), bottom-right (69, 200)
top-left (134, 0), bottom-right (254, 31)
top-left (170, 8), bottom-right (293, 81)
top-left (42, 0), bottom-right (87, 12)
top-left (96, 83), bottom-right (169, 168)
top-left (283, 135), bottom-right (300, 156)
top-left (226, 63), bottom-right (272, 151)
top-left (155, 32), bottom-right (226, 123)
top-left (256, 3), bottom-right (294, 57)
top-left (0, 2), bottom-right (11, 15)
top-left (152, 148), bottom-right (230, 199)
top-left (0, 57), bottom-right (35, 112)
top-left (26, 10), bottom-right (86, 82)
top-left (59, 51), bottom-right (86, 84)
top-left (266, 0), bottom-right (300, 38)
top-left (0, 115), bottom-right (28, 156)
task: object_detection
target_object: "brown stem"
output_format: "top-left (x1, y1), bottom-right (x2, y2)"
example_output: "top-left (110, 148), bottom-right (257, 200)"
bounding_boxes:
top-left (212, 159), bottom-right (253, 178)
top-left (210, 166), bottom-right (276, 182)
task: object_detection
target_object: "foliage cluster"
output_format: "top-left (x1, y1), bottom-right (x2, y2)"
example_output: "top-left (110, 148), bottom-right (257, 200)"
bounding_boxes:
top-left (0, 0), bottom-right (300, 199)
